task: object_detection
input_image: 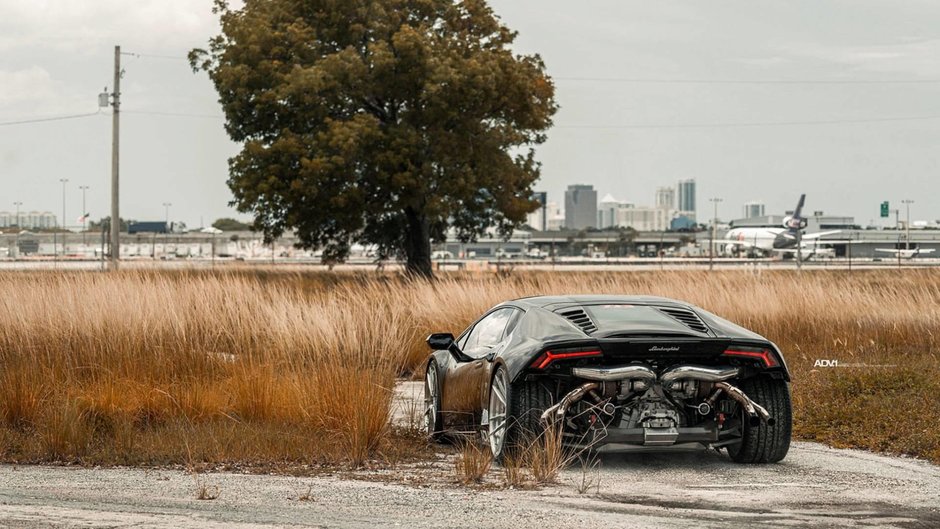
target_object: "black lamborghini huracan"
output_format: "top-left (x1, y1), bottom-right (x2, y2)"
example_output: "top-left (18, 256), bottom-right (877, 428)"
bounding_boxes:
top-left (424, 295), bottom-right (791, 463)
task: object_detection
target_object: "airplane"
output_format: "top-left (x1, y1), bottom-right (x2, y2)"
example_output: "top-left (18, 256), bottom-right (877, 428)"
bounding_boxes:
top-left (875, 248), bottom-right (936, 259)
top-left (718, 194), bottom-right (841, 257)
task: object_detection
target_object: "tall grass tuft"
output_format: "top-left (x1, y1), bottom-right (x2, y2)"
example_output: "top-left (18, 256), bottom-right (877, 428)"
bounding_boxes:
top-left (454, 438), bottom-right (493, 484)
top-left (523, 425), bottom-right (567, 484)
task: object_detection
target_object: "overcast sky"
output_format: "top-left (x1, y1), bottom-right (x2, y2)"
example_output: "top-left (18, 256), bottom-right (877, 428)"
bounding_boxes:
top-left (2, 1), bottom-right (939, 228)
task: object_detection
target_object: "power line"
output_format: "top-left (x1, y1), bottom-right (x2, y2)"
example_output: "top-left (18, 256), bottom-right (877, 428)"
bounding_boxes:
top-left (0, 110), bottom-right (103, 127)
top-left (556, 115), bottom-right (940, 130)
top-left (123, 52), bottom-right (189, 61)
top-left (554, 76), bottom-right (940, 85)
top-left (117, 109), bottom-right (940, 128)
top-left (12, 106), bottom-right (930, 131)
top-left (123, 110), bottom-right (224, 119)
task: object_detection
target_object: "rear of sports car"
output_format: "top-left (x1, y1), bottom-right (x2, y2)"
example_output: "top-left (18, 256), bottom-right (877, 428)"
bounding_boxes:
top-left (517, 303), bottom-right (791, 463)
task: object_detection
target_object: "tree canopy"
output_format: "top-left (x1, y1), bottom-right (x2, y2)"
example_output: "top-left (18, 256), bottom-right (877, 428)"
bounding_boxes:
top-left (192, 0), bottom-right (557, 276)
top-left (212, 217), bottom-right (253, 231)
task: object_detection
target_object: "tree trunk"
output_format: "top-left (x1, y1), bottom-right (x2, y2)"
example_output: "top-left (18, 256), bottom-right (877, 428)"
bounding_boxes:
top-left (404, 207), bottom-right (433, 279)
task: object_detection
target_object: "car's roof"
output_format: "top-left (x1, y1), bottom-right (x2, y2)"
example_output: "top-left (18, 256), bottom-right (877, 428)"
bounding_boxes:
top-left (508, 294), bottom-right (692, 310)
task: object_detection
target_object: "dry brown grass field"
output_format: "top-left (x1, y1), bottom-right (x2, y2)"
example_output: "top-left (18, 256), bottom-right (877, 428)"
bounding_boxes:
top-left (1, 269), bottom-right (938, 468)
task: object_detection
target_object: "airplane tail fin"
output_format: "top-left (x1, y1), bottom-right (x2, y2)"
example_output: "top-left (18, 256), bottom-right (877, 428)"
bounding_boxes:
top-left (793, 194), bottom-right (805, 220)
top-left (784, 194), bottom-right (808, 231)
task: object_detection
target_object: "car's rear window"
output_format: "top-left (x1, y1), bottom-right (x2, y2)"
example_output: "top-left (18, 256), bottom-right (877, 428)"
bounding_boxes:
top-left (582, 304), bottom-right (704, 334)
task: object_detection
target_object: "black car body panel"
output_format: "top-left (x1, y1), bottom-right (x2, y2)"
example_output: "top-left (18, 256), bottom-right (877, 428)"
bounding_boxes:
top-left (426, 295), bottom-right (792, 459)
top-left (439, 296), bottom-right (790, 388)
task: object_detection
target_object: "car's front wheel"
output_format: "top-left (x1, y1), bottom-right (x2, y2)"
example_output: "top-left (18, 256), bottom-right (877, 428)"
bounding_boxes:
top-left (424, 360), bottom-right (444, 442)
top-left (487, 366), bottom-right (511, 459)
top-left (727, 376), bottom-right (792, 463)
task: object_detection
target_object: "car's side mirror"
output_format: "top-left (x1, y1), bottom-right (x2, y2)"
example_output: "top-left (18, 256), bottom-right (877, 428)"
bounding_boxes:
top-left (427, 332), bottom-right (455, 350)
top-left (427, 333), bottom-right (473, 363)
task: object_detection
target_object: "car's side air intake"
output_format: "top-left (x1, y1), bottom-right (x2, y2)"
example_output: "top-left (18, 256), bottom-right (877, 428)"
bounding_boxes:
top-left (558, 308), bottom-right (598, 334)
top-left (658, 307), bottom-right (709, 334)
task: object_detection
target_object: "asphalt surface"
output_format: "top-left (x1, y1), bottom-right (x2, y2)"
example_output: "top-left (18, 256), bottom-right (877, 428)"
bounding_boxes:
top-left (0, 383), bottom-right (936, 528)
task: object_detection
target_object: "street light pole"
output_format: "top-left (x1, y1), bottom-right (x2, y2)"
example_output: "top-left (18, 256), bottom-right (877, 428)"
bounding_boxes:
top-left (902, 199), bottom-right (914, 251)
top-left (708, 197), bottom-right (723, 271)
top-left (60, 178), bottom-right (69, 257)
top-left (13, 201), bottom-right (22, 260)
top-left (79, 185), bottom-right (89, 246)
top-left (163, 202), bottom-right (172, 259)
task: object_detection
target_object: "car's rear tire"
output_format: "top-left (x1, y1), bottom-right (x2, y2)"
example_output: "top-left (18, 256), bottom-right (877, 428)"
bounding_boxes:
top-left (727, 376), bottom-right (792, 464)
top-left (424, 360), bottom-right (444, 442)
top-left (487, 366), bottom-right (553, 462)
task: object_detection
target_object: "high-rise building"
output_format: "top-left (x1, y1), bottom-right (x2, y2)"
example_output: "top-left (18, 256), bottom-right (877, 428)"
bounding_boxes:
top-left (656, 186), bottom-right (676, 209)
top-left (598, 193), bottom-right (620, 229)
top-left (615, 205), bottom-right (672, 232)
top-left (564, 184), bottom-right (597, 230)
top-left (743, 201), bottom-right (766, 219)
top-left (677, 179), bottom-right (696, 220)
top-left (526, 191), bottom-right (548, 231)
top-left (545, 202), bottom-right (565, 231)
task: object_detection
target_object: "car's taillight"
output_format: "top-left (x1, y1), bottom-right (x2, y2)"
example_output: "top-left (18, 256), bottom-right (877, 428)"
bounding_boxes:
top-left (722, 348), bottom-right (779, 368)
top-left (531, 349), bottom-right (602, 369)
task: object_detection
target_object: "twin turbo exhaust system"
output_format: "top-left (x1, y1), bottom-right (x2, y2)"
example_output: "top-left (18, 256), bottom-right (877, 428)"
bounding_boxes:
top-left (709, 381), bottom-right (773, 425)
top-left (542, 364), bottom-right (772, 425)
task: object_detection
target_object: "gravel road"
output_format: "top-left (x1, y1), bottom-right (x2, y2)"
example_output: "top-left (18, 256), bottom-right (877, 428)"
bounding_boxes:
top-left (1, 443), bottom-right (938, 528)
top-left (0, 382), bottom-right (937, 528)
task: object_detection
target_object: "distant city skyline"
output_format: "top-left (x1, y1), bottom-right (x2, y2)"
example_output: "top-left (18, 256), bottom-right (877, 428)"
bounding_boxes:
top-left (2, 179), bottom-right (925, 234)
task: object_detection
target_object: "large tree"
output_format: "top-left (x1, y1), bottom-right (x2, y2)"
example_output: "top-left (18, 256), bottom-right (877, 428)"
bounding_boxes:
top-left (192, 0), bottom-right (557, 277)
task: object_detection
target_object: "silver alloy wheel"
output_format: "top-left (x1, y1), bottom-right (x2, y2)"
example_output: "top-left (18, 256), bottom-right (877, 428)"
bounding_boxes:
top-left (488, 368), bottom-right (509, 457)
top-left (424, 365), bottom-right (439, 436)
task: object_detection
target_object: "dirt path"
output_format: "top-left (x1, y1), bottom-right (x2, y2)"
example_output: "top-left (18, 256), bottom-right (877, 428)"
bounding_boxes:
top-left (0, 442), bottom-right (938, 528)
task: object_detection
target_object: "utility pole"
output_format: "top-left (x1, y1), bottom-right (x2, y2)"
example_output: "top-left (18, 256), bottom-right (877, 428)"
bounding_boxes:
top-left (897, 232), bottom-right (902, 269)
top-left (847, 233), bottom-right (853, 272)
top-left (708, 197), bottom-right (722, 271)
top-left (902, 199), bottom-right (914, 251)
top-left (79, 185), bottom-right (89, 246)
top-left (659, 229), bottom-right (665, 270)
top-left (13, 201), bottom-right (22, 260)
top-left (796, 225), bottom-right (803, 271)
top-left (110, 45), bottom-right (122, 270)
top-left (892, 207), bottom-right (900, 266)
top-left (60, 178), bottom-right (69, 257)
top-left (163, 202), bottom-right (172, 259)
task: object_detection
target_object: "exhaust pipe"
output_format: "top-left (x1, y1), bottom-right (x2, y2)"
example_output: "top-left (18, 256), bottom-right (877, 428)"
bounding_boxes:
top-left (710, 381), bottom-right (773, 425)
top-left (541, 382), bottom-right (598, 423)
top-left (660, 365), bottom-right (740, 386)
top-left (572, 364), bottom-right (657, 383)
top-left (659, 366), bottom-right (772, 425)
